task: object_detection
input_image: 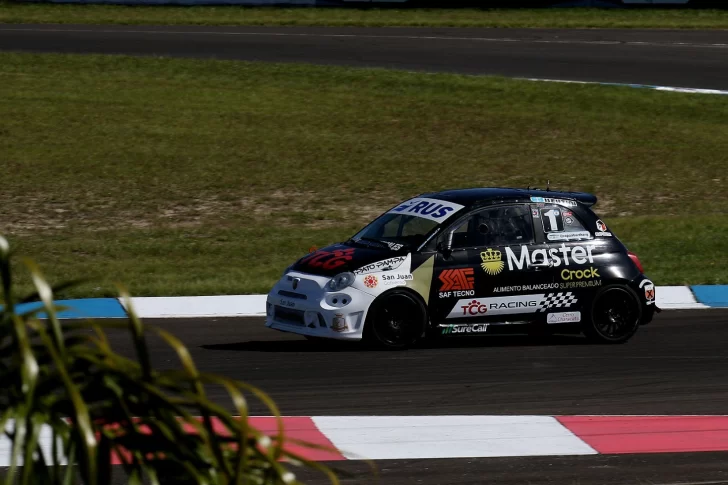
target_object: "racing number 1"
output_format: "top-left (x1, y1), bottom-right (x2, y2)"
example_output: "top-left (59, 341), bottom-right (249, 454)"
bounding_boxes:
top-left (541, 209), bottom-right (564, 232)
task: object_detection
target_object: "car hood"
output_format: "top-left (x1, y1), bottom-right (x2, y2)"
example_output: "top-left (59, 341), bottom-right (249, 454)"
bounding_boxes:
top-left (290, 242), bottom-right (409, 277)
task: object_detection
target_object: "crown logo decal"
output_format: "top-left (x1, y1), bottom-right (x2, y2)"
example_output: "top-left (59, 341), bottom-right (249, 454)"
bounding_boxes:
top-left (480, 249), bottom-right (505, 275)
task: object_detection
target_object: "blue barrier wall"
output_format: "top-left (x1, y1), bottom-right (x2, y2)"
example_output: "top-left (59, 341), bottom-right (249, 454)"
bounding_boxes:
top-left (692, 286), bottom-right (728, 308)
top-left (14, 298), bottom-right (127, 319)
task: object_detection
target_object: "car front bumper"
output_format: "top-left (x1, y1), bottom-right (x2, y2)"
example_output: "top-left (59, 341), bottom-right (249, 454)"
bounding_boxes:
top-left (265, 271), bottom-right (375, 340)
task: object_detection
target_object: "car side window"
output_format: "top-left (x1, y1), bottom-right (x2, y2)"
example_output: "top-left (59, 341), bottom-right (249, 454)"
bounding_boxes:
top-left (450, 205), bottom-right (534, 249)
top-left (448, 217), bottom-right (475, 249)
top-left (540, 204), bottom-right (592, 242)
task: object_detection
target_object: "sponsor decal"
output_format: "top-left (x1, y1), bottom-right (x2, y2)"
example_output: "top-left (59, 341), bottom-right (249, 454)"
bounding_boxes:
top-left (547, 231), bottom-right (592, 242)
top-left (531, 196), bottom-right (578, 207)
top-left (354, 256), bottom-right (407, 275)
top-left (439, 290), bottom-right (475, 298)
top-left (279, 299), bottom-right (295, 308)
top-left (441, 323), bottom-right (489, 335)
top-left (447, 292), bottom-right (578, 319)
top-left (385, 241), bottom-right (404, 251)
top-left (546, 198), bottom-right (578, 207)
top-left (480, 249), bottom-right (505, 275)
top-left (595, 219), bottom-right (613, 237)
top-left (300, 248), bottom-right (355, 271)
top-left (381, 273), bottom-right (413, 286)
top-left (388, 197), bottom-right (464, 223)
top-left (363, 274), bottom-right (378, 288)
top-left (458, 299), bottom-right (491, 316)
top-left (547, 312), bottom-right (581, 324)
top-left (331, 313), bottom-right (348, 332)
top-left (560, 267), bottom-right (600, 281)
top-left (492, 285), bottom-right (524, 293)
top-left (640, 279), bottom-right (656, 305)
top-left (559, 280), bottom-right (603, 290)
top-left (565, 217), bottom-right (574, 225)
top-left (563, 211), bottom-right (573, 217)
top-left (536, 292), bottom-right (578, 311)
top-left (531, 208), bottom-right (540, 218)
top-left (439, 268), bottom-right (475, 291)
top-left (493, 281), bottom-right (602, 293)
top-left (505, 244), bottom-right (595, 271)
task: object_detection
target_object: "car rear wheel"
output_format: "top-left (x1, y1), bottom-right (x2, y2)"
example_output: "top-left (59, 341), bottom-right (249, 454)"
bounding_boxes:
top-left (584, 285), bottom-right (641, 344)
top-left (364, 289), bottom-right (427, 350)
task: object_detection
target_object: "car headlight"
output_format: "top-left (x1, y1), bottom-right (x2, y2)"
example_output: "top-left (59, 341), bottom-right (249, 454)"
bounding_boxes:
top-left (328, 272), bottom-right (355, 292)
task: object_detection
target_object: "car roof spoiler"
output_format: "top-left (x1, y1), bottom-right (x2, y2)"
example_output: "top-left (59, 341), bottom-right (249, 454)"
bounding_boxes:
top-left (526, 189), bottom-right (597, 207)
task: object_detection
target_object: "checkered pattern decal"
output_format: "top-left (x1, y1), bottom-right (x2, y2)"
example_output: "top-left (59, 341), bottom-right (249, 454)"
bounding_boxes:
top-left (537, 292), bottom-right (578, 312)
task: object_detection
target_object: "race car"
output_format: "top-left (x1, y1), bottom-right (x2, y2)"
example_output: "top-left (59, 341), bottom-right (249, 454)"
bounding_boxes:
top-left (265, 187), bottom-right (658, 349)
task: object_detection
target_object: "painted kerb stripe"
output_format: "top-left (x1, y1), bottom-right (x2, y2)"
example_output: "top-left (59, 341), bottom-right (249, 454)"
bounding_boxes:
top-left (3, 415), bottom-right (728, 466)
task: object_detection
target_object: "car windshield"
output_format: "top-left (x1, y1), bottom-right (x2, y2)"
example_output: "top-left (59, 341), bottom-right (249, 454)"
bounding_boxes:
top-left (350, 213), bottom-right (439, 250)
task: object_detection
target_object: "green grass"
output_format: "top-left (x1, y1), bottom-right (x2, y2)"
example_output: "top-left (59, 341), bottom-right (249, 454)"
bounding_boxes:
top-left (2, 5), bottom-right (728, 29)
top-left (1, 52), bottom-right (727, 297)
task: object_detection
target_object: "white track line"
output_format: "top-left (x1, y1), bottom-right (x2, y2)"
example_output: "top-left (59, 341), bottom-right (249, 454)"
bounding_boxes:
top-left (524, 78), bottom-right (728, 96)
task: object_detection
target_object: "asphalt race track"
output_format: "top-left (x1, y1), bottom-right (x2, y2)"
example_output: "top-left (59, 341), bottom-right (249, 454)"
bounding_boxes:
top-left (136, 310), bottom-right (728, 417)
top-left (101, 309), bottom-right (728, 485)
top-left (1, 25), bottom-right (728, 89)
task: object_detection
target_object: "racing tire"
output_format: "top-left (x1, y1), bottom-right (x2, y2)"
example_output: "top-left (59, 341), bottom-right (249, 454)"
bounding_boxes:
top-left (583, 284), bottom-right (642, 344)
top-left (363, 289), bottom-right (427, 350)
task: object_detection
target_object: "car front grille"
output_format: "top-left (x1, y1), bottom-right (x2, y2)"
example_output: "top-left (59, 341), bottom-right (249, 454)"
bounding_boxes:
top-left (274, 306), bottom-right (305, 326)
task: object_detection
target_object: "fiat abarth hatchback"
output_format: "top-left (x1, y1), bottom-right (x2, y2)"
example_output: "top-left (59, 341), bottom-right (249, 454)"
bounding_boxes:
top-left (265, 188), bottom-right (658, 349)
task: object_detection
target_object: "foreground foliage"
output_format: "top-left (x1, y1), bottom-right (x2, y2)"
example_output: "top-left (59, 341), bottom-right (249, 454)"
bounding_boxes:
top-left (0, 236), bottom-right (338, 484)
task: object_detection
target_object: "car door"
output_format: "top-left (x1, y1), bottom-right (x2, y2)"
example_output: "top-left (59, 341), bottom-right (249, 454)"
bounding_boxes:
top-left (430, 203), bottom-right (554, 327)
top-left (535, 203), bottom-right (600, 323)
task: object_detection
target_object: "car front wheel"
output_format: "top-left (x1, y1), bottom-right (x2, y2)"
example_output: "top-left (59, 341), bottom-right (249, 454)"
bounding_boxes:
top-left (363, 289), bottom-right (427, 350)
top-left (584, 285), bottom-right (642, 344)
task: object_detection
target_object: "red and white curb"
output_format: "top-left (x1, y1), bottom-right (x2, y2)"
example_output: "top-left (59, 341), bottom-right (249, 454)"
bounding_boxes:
top-left (3, 415), bottom-right (728, 466)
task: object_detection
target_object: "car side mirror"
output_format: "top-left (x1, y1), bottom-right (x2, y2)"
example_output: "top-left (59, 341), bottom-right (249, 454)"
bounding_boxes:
top-left (437, 239), bottom-right (452, 258)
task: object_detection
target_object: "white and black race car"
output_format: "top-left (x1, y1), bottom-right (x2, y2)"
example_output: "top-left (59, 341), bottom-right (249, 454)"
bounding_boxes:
top-left (265, 188), bottom-right (658, 349)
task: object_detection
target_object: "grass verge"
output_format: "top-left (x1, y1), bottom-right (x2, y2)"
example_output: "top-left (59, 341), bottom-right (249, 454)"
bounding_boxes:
top-left (2, 5), bottom-right (728, 29)
top-left (1, 52), bottom-right (727, 297)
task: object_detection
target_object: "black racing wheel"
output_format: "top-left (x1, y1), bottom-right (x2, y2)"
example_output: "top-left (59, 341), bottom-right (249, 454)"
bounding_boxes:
top-left (584, 285), bottom-right (642, 344)
top-left (364, 289), bottom-right (428, 350)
